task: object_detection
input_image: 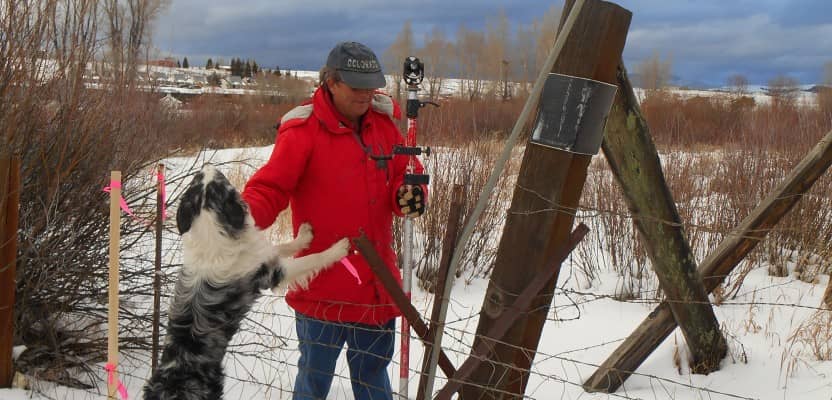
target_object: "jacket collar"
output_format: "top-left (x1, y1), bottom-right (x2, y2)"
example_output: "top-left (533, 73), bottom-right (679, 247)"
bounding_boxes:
top-left (311, 86), bottom-right (401, 134)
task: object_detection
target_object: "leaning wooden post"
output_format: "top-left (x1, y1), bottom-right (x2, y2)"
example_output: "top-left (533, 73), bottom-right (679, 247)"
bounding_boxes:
top-left (108, 171), bottom-right (121, 399)
top-left (600, 63), bottom-right (727, 373)
top-left (0, 157), bottom-right (20, 388)
top-left (438, 225), bottom-right (589, 400)
top-left (353, 235), bottom-right (459, 379)
top-left (417, 184), bottom-right (464, 400)
top-left (585, 127), bottom-right (832, 392)
top-left (460, 1), bottom-right (630, 398)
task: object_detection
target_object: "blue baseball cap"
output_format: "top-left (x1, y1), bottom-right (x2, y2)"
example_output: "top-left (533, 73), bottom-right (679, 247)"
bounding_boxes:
top-left (326, 41), bottom-right (387, 89)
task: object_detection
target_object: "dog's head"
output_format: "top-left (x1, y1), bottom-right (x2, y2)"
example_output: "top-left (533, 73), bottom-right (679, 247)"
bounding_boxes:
top-left (176, 164), bottom-right (248, 238)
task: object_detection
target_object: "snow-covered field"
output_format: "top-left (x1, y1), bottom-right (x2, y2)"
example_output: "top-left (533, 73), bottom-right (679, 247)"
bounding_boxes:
top-left (3, 145), bottom-right (832, 400)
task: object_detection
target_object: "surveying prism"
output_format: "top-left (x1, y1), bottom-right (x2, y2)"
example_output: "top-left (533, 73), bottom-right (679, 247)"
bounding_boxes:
top-left (395, 56), bottom-right (437, 186)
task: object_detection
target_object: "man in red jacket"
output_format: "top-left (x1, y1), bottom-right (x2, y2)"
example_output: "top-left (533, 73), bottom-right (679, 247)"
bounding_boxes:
top-left (243, 41), bottom-right (426, 400)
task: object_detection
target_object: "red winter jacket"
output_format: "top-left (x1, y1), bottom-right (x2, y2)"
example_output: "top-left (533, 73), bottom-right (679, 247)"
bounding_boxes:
top-left (242, 86), bottom-right (425, 325)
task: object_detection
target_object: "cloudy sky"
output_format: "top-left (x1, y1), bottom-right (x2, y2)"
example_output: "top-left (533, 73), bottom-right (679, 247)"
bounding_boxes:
top-left (152, 0), bottom-right (832, 87)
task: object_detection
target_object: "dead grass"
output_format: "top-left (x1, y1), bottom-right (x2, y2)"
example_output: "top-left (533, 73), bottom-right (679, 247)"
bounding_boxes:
top-left (575, 91), bottom-right (832, 300)
top-left (782, 311), bottom-right (832, 377)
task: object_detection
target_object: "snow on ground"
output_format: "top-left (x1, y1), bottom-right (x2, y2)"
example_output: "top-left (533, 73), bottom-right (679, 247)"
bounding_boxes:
top-left (3, 145), bottom-right (832, 400)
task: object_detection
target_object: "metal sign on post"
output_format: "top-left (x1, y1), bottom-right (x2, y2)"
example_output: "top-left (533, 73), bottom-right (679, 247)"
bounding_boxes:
top-left (530, 73), bottom-right (617, 154)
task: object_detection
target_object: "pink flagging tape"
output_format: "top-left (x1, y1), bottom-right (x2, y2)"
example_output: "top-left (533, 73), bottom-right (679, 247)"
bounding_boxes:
top-left (102, 180), bottom-right (141, 221)
top-left (104, 363), bottom-right (129, 399)
top-left (104, 171), bottom-right (167, 225)
top-left (340, 257), bottom-right (362, 285)
top-left (157, 169), bottom-right (167, 221)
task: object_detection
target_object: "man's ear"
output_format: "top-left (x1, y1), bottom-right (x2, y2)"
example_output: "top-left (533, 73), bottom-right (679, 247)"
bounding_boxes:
top-left (325, 77), bottom-right (339, 91)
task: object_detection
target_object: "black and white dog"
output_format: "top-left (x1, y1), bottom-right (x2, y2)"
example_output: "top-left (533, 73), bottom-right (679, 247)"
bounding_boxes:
top-left (143, 165), bottom-right (349, 400)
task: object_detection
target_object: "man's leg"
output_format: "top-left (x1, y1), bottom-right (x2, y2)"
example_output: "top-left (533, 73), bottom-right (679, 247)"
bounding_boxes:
top-left (294, 313), bottom-right (346, 400)
top-left (345, 318), bottom-right (395, 400)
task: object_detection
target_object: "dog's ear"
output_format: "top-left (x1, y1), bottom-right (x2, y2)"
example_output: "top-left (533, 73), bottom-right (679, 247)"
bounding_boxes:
top-left (222, 192), bottom-right (247, 232)
top-left (204, 180), bottom-right (247, 236)
top-left (176, 181), bottom-right (204, 235)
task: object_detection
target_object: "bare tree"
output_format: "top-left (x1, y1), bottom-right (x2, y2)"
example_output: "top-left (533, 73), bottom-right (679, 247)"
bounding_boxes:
top-left (104, 0), bottom-right (168, 86)
top-left (383, 19), bottom-right (414, 99)
top-left (513, 22), bottom-right (537, 95)
top-left (767, 74), bottom-right (800, 107)
top-left (727, 73), bottom-right (749, 96)
top-left (420, 26), bottom-right (452, 99)
top-left (535, 4), bottom-right (562, 76)
top-left (456, 24), bottom-right (486, 101)
top-left (484, 9), bottom-right (511, 99)
top-left (637, 51), bottom-right (673, 91)
top-left (818, 61), bottom-right (832, 115)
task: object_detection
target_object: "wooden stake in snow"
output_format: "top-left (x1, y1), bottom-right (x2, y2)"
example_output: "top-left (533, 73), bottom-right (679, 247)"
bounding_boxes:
top-left (0, 157), bottom-right (20, 388)
top-left (152, 164), bottom-right (164, 372)
top-left (107, 171), bottom-right (121, 399)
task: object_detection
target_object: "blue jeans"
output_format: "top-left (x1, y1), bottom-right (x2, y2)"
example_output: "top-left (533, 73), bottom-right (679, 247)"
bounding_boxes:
top-left (293, 313), bottom-right (395, 400)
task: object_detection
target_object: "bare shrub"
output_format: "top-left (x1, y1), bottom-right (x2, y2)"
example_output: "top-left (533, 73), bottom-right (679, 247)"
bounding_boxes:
top-left (577, 162), bottom-right (654, 299)
top-left (573, 85), bottom-right (831, 300)
top-left (418, 97), bottom-right (526, 146)
top-left (398, 139), bottom-right (518, 291)
top-left (168, 95), bottom-right (295, 150)
top-left (1, 0), bottom-right (184, 389)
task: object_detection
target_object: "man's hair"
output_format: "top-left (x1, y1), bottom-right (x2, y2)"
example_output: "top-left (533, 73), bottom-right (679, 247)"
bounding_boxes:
top-left (318, 66), bottom-right (342, 88)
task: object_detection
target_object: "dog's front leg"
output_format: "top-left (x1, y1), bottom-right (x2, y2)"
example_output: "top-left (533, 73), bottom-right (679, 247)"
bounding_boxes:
top-left (273, 237), bottom-right (350, 292)
top-left (274, 222), bottom-right (314, 257)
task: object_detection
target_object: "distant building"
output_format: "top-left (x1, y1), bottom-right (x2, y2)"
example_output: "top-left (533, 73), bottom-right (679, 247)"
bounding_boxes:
top-left (152, 71), bottom-right (171, 85)
top-left (173, 73), bottom-right (190, 87)
top-left (149, 57), bottom-right (177, 68)
top-left (222, 75), bottom-right (243, 89)
top-left (191, 74), bottom-right (208, 88)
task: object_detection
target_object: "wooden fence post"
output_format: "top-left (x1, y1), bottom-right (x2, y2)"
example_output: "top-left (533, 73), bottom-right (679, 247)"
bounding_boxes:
top-left (585, 127), bottom-right (832, 392)
top-left (600, 63), bottom-right (727, 373)
top-left (0, 157), bottom-right (21, 388)
top-left (460, 1), bottom-right (631, 398)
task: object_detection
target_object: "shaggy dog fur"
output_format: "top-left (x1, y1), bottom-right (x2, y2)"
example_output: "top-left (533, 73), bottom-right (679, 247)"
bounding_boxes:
top-left (143, 165), bottom-right (349, 400)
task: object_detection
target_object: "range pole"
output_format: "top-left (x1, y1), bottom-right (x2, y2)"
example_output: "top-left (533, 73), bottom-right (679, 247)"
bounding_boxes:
top-left (397, 56), bottom-right (434, 400)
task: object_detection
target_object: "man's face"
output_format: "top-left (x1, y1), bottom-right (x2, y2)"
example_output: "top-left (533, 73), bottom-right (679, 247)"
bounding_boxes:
top-left (328, 79), bottom-right (374, 123)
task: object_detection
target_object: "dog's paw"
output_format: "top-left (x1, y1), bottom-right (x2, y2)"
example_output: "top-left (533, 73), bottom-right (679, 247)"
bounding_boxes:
top-left (296, 223), bottom-right (313, 249)
top-left (327, 237), bottom-right (351, 261)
